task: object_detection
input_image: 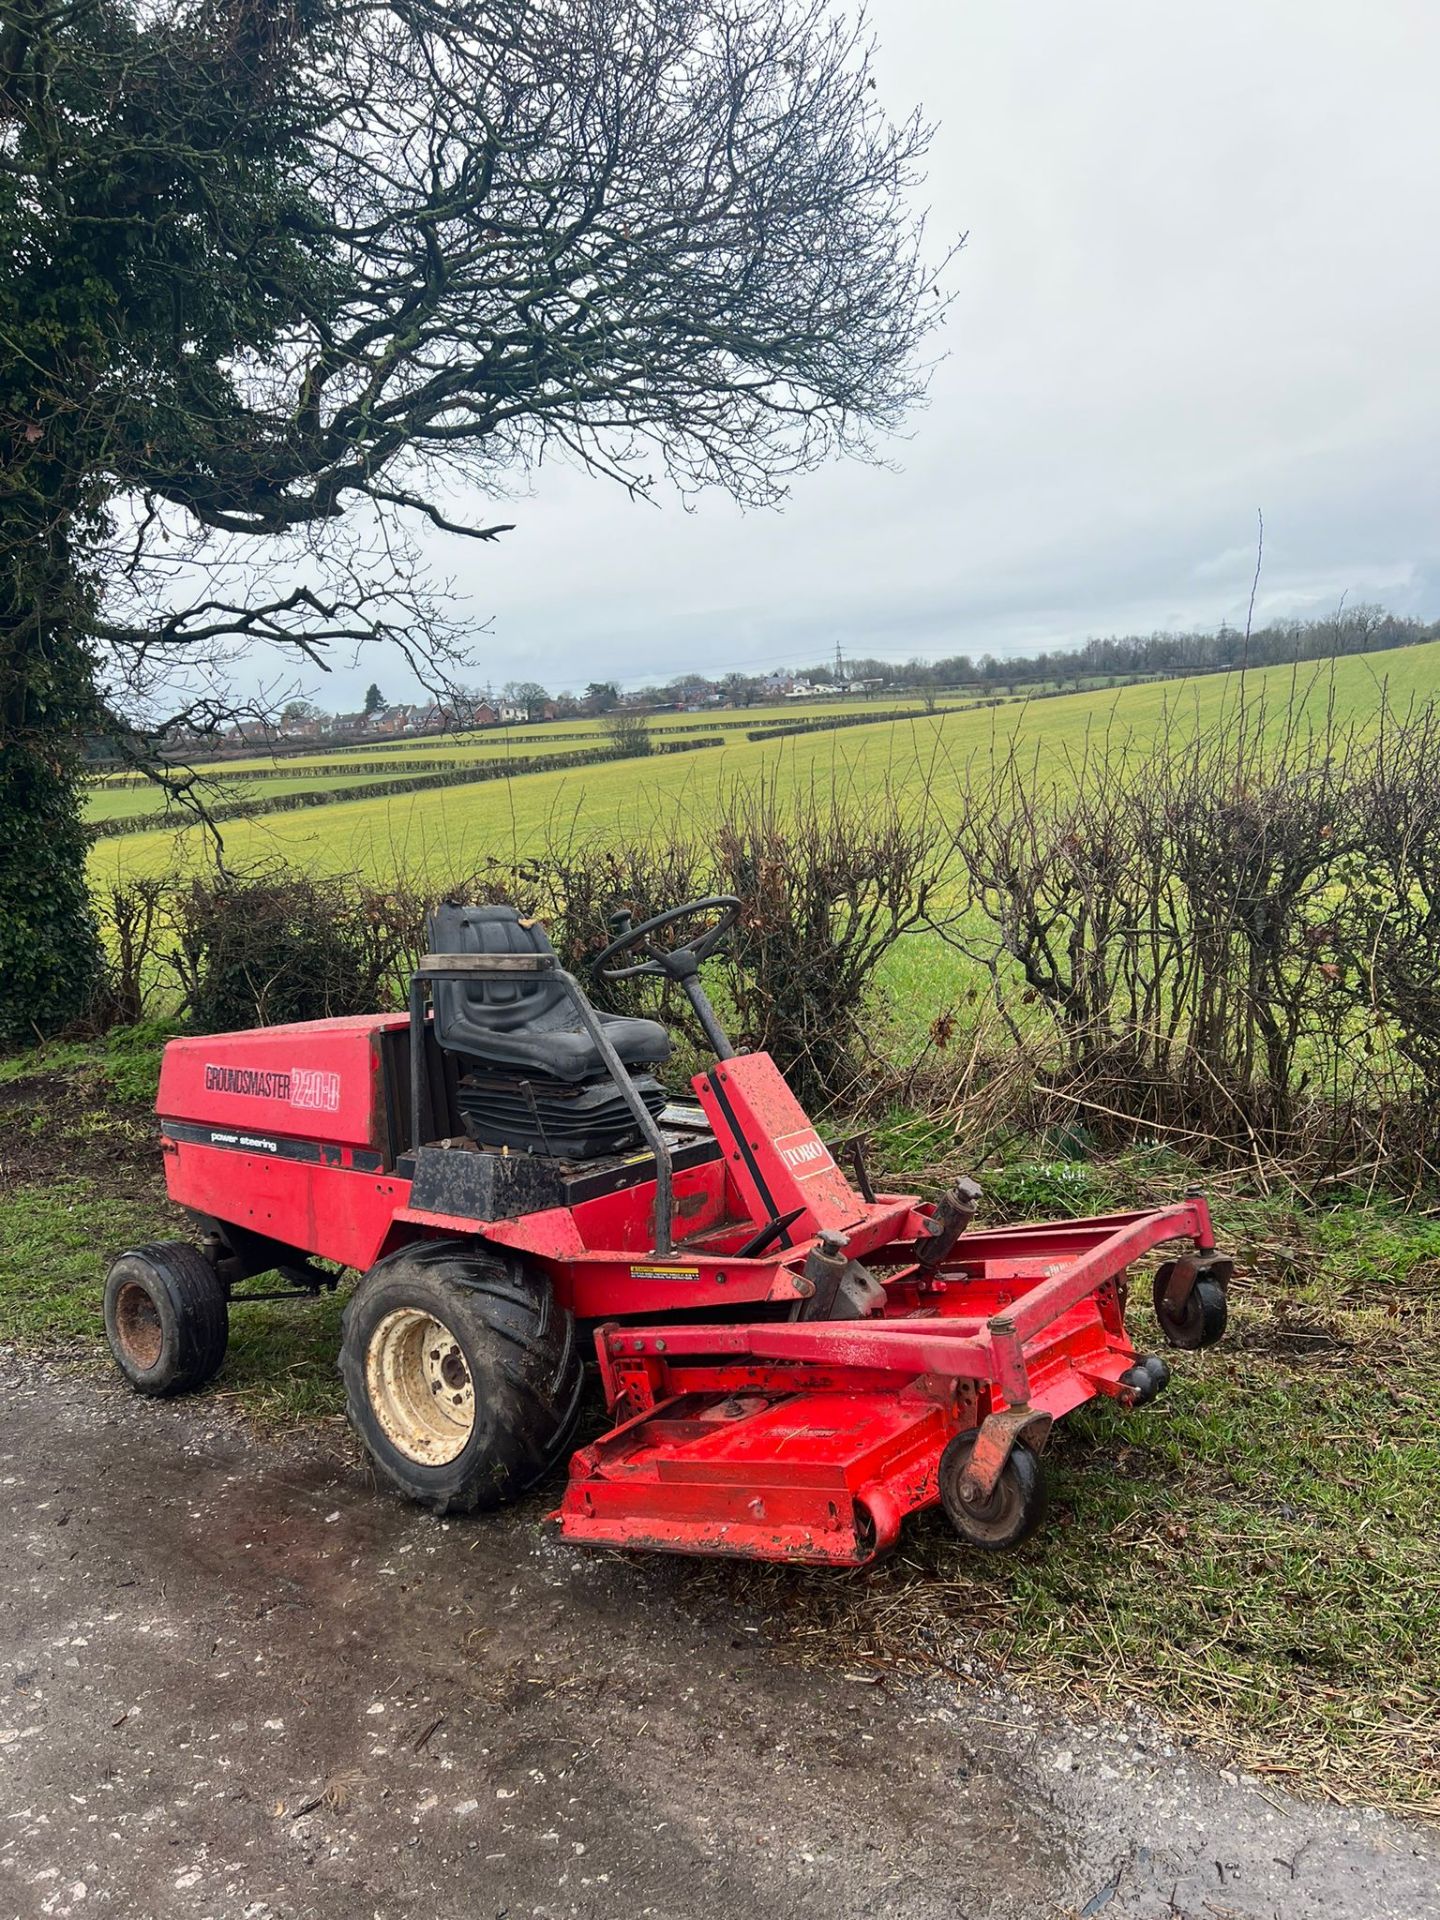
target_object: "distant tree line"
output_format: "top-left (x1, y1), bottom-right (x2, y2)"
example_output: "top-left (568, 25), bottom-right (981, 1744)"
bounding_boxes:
top-left (211, 604), bottom-right (1440, 754)
top-left (484, 604), bottom-right (1439, 715)
top-left (796, 604), bottom-right (1436, 696)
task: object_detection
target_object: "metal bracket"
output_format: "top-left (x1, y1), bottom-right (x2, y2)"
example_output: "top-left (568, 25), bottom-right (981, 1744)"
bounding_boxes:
top-left (825, 1133), bottom-right (876, 1204)
top-left (416, 952), bottom-right (557, 973)
top-left (958, 1405), bottom-right (1054, 1504)
top-left (795, 1232), bottom-right (850, 1318)
top-left (916, 1175), bottom-right (983, 1271)
top-left (1157, 1252), bottom-right (1233, 1313)
top-left (1157, 1255), bottom-right (1198, 1312)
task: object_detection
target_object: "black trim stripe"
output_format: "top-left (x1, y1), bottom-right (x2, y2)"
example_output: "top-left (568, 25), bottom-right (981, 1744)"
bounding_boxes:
top-left (161, 1118), bottom-right (386, 1174)
top-left (702, 1071), bottom-right (790, 1245)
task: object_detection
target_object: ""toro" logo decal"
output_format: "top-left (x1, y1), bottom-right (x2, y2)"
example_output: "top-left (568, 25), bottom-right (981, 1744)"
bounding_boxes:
top-left (774, 1127), bottom-right (835, 1180)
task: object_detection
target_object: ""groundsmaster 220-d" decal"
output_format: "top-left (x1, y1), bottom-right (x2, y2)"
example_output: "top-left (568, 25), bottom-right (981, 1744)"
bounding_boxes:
top-left (203, 1064), bottom-right (341, 1112)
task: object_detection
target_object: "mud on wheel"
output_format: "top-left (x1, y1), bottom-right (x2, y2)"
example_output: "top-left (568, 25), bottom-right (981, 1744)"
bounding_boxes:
top-left (339, 1240), bottom-right (584, 1515)
top-left (937, 1429), bottom-right (1047, 1551)
top-left (104, 1243), bottom-right (229, 1396)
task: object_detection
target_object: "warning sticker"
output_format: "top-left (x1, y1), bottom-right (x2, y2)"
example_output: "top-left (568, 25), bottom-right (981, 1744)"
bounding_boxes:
top-left (630, 1264), bottom-right (702, 1282)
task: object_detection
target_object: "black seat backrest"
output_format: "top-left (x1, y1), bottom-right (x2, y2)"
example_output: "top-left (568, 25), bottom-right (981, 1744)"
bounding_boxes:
top-left (428, 904), bottom-right (569, 1043)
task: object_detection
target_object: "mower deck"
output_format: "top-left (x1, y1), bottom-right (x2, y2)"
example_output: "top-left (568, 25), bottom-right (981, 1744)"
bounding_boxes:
top-left (558, 1203), bottom-right (1206, 1564)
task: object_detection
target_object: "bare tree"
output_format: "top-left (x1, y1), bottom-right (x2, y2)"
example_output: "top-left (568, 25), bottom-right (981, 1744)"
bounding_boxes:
top-left (0, 0), bottom-right (951, 1039)
top-left (603, 709), bottom-right (653, 758)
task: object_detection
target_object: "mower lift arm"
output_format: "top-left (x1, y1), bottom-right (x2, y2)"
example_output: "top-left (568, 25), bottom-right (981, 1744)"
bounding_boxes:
top-left (410, 954), bottom-right (677, 1256)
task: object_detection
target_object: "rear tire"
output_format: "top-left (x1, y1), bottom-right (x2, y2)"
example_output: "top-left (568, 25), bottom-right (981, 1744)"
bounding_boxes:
top-left (339, 1240), bottom-right (583, 1515)
top-left (104, 1243), bottom-right (229, 1396)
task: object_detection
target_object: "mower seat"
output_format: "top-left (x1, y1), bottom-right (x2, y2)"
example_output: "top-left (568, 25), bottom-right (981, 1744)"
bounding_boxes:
top-left (427, 904), bottom-right (671, 1085)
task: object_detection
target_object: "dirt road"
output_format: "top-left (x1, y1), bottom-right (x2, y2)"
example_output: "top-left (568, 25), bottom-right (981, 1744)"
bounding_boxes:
top-left (0, 1354), bottom-right (1432, 1920)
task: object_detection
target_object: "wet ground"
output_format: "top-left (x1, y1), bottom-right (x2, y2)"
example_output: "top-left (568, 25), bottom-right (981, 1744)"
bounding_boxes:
top-left (1, 1353), bottom-right (1434, 1920)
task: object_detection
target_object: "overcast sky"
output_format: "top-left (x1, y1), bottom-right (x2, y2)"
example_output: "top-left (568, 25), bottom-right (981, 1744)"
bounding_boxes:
top-left (341, 0), bottom-right (1440, 702)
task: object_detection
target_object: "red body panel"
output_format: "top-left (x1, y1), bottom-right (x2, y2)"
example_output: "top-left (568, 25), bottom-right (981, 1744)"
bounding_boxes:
top-left (159, 1016), bottom-right (411, 1270)
top-left (560, 1388), bottom-right (953, 1564)
top-left (166, 1142), bottom-right (411, 1273)
top-left (694, 1054), bottom-right (863, 1235)
top-left (158, 1016), bottom-right (404, 1153)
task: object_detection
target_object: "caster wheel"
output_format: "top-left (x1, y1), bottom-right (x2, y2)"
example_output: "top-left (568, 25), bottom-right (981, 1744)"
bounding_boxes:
top-left (1143, 1353), bottom-right (1171, 1393)
top-left (938, 1431), bottom-right (1047, 1551)
top-left (1154, 1268), bottom-right (1228, 1350)
top-left (1119, 1363), bottom-right (1156, 1406)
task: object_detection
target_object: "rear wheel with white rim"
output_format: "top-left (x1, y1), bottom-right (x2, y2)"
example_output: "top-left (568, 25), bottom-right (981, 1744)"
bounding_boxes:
top-left (339, 1240), bottom-right (582, 1515)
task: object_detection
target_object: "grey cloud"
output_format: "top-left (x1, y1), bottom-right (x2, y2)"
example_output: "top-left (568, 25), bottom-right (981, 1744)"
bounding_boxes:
top-left (313, 0), bottom-right (1440, 699)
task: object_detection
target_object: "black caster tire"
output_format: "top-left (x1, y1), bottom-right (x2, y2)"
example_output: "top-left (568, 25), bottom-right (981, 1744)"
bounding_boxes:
top-left (1154, 1270), bottom-right (1228, 1350)
top-left (339, 1240), bottom-right (583, 1516)
top-left (104, 1243), bottom-right (229, 1396)
top-left (1120, 1352), bottom-right (1172, 1405)
top-left (1119, 1363), bottom-right (1157, 1406)
top-left (938, 1431), bottom-right (1047, 1551)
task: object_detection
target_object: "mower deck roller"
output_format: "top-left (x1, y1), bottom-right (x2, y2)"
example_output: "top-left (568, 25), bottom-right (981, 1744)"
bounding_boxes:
top-left (117, 895), bottom-right (1233, 1565)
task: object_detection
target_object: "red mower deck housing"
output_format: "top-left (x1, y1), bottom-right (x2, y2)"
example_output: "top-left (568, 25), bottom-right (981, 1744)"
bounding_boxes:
top-left (563, 1202), bottom-right (1216, 1564)
top-left (120, 899), bottom-right (1233, 1565)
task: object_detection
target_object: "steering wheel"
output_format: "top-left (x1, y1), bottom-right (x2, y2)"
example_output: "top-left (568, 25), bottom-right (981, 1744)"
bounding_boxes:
top-left (593, 895), bottom-right (742, 983)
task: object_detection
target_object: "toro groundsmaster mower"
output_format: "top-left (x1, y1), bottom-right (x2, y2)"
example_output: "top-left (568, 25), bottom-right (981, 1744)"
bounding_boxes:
top-left (104, 897), bottom-right (1231, 1565)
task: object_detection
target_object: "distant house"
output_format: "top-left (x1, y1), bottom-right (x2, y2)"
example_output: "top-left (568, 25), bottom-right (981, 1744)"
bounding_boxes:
top-left (427, 698), bottom-right (493, 730)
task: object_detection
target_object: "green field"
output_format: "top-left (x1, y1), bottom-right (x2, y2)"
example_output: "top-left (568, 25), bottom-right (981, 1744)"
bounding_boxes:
top-left (88, 642), bottom-right (1440, 886)
top-left (81, 696), bottom-right (972, 825)
top-left (83, 734), bottom-right (622, 823)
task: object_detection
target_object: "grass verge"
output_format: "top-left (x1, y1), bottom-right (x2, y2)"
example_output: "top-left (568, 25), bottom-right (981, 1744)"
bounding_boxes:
top-left (0, 1029), bottom-right (353, 1430)
top-left (687, 1163), bottom-right (1440, 1818)
top-left (0, 1030), bottom-right (1435, 1814)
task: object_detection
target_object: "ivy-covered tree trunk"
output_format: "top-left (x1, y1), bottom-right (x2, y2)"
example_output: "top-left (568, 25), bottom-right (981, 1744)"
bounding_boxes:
top-left (0, 497), bottom-right (102, 1043)
top-left (0, 256), bottom-right (105, 1042)
top-left (0, 685), bottom-right (100, 1045)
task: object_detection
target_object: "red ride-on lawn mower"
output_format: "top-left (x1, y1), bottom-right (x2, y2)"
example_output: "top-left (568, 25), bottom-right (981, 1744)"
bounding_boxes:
top-left (105, 897), bottom-right (1232, 1565)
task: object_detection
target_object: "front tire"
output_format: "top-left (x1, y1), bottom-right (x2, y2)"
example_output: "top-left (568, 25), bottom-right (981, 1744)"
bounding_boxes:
top-left (339, 1240), bottom-right (583, 1515)
top-left (104, 1243), bottom-right (229, 1396)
